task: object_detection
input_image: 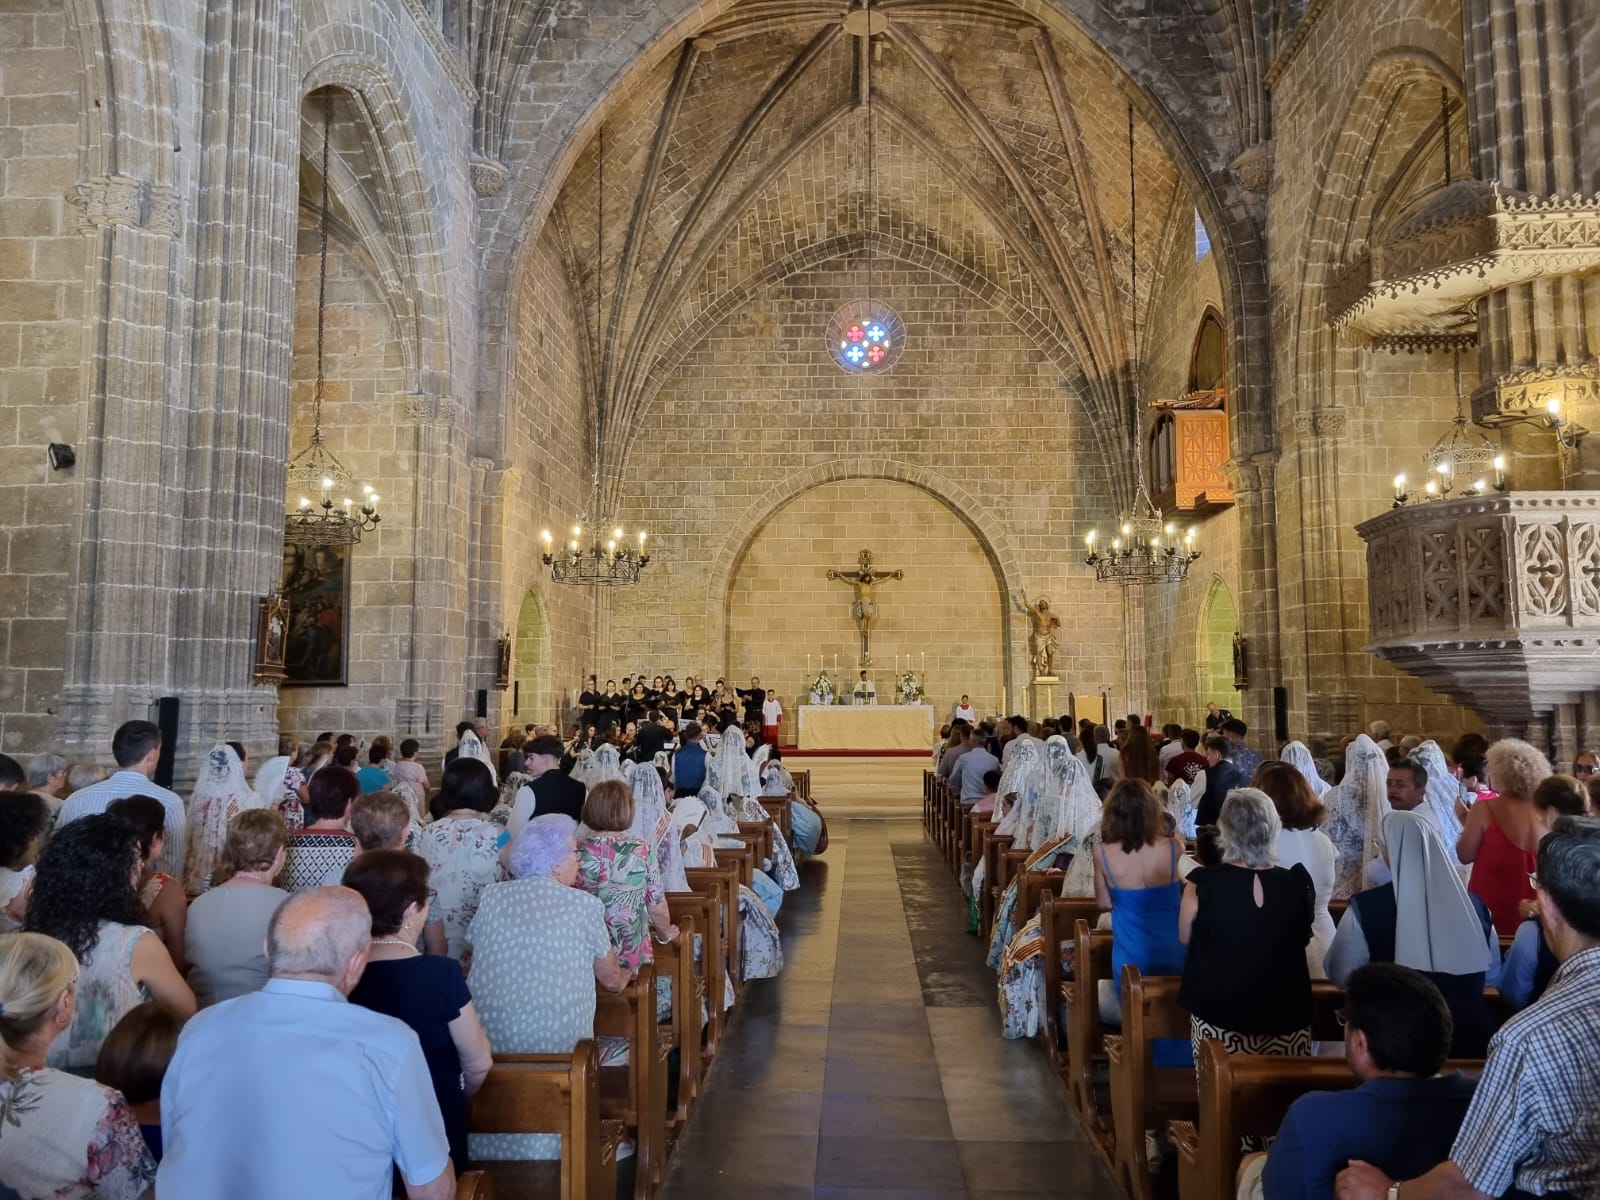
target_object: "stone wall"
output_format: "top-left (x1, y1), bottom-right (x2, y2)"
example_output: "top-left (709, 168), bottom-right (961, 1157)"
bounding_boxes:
top-left (0, 0), bottom-right (87, 754)
top-left (724, 478), bottom-right (1005, 738)
top-left (1267, 0), bottom-right (1487, 742)
top-left (606, 251), bottom-right (1128, 718)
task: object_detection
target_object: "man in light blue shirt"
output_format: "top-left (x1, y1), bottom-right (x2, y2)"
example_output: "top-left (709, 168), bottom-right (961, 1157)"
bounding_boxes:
top-left (158, 887), bottom-right (454, 1200)
top-left (951, 727), bottom-right (999, 805)
top-left (55, 719), bottom-right (187, 877)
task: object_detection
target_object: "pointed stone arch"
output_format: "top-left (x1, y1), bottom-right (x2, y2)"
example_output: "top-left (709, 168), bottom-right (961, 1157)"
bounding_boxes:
top-left (706, 458), bottom-right (1026, 710)
top-left (1198, 574), bottom-right (1241, 708)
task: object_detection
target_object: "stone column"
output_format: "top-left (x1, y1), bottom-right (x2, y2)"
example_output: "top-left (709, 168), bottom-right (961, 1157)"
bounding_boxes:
top-left (395, 393), bottom-right (468, 760)
top-left (55, 179), bottom-right (187, 763)
top-left (1464, 0), bottom-right (1600, 471)
top-left (166, 0), bottom-right (302, 783)
top-left (1232, 451), bottom-right (1282, 742)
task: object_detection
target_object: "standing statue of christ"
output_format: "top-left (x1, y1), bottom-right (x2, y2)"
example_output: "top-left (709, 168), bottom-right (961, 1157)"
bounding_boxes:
top-left (826, 549), bottom-right (903, 668)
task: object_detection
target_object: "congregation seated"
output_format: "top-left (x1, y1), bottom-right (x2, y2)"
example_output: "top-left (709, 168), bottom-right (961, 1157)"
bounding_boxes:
top-left (158, 886), bottom-right (456, 1199)
top-left (107, 795), bottom-right (188, 975)
top-left (25, 814), bottom-right (196, 1071)
top-left (466, 816), bottom-right (631, 1161)
top-left (344, 849), bottom-right (493, 1173)
top-left (184, 809), bottom-right (289, 1007)
top-left (1179, 788), bottom-right (1314, 1057)
top-left (0, 792), bottom-right (50, 932)
top-left (392, 738), bottom-right (431, 809)
top-left (1325, 810), bottom-right (1499, 1058)
top-left (418, 758), bottom-right (505, 961)
top-left (95, 1001), bottom-right (181, 1165)
top-left (281, 766), bottom-right (360, 892)
top-left (1337, 816), bottom-right (1600, 1200)
top-left (352, 790), bottom-right (447, 956)
top-left (1243, 964), bottom-right (1476, 1200)
top-left (1255, 760), bottom-right (1339, 978)
top-left (0, 932), bottom-right (157, 1198)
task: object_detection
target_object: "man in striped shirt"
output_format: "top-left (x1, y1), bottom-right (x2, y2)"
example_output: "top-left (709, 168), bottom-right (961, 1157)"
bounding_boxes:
top-left (1337, 816), bottom-right (1600, 1200)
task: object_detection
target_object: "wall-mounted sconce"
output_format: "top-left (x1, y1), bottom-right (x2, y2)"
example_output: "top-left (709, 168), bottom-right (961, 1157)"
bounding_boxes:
top-left (46, 443), bottom-right (75, 471)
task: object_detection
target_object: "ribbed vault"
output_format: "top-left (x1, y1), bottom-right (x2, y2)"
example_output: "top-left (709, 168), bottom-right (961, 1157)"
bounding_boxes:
top-left (530, 0), bottom-right (1199, 511)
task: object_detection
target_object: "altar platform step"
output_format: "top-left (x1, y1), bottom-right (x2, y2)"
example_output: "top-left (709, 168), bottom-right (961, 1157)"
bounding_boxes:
top-left (793, 753), bottom-right (924, 815)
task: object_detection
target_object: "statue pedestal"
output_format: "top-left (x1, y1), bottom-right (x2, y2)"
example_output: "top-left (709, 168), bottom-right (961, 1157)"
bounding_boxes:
top-left (1030, 676), bottom-right (1059, 719)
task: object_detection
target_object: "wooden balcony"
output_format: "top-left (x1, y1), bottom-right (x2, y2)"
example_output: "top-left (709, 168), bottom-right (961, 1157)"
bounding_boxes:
top-left (1149, 396), bottom-right (1235, 513)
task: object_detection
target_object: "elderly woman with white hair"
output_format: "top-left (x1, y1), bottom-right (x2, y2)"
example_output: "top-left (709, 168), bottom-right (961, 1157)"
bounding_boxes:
top-left (1179, 787), bottom-right (1316, 1058)
top-left (465, 814), bottom-right (631, 1162)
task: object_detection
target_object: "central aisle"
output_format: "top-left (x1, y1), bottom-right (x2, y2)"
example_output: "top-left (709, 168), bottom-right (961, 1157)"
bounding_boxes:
top-left (662, 819), bottom-right (1119, 1199)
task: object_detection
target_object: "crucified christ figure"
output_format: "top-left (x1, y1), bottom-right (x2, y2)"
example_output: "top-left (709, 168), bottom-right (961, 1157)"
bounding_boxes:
top-left (826, 549), bottom-right (903, 668)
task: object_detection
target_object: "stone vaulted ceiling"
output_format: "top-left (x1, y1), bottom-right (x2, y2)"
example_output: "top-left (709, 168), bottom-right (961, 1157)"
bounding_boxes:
top-left (530, 1), bottom-right (1197, 506)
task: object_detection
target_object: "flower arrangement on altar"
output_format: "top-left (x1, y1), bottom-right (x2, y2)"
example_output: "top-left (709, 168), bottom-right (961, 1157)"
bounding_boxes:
top-left (808, 669), bottom-right (836, 706)
top-left (896, 671), bottom-right (924, 704)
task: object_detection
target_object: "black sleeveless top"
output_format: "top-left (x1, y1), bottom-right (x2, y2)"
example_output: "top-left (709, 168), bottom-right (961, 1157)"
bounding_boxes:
top-left (1180, 863), bottom-right (1315, 1034)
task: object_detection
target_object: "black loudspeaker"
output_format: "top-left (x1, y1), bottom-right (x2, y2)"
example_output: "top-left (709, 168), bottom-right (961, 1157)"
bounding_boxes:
top-left (152, 696), bottom-right (180, 789)
top-left (475, 689), bottom-right (488, 719)
top-left (1273, 686), bottom-right (1289, 744)
top-left (512, 681), bottom-right (520, 715)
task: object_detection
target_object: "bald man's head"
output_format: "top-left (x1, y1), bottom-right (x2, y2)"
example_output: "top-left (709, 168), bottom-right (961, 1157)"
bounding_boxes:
top-left (267, 886), bottom-right (372, 991)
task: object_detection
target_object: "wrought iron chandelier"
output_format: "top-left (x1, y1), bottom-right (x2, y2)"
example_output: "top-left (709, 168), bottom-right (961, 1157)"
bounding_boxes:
top-left (1084, 105), bottom-right (1199, 586)
top-left (540, 483), bottom-right (649, 587)
top-left (1391, 350), bottom-right (1507, 506)
top-left (284, 90), bottom-right (381, 549)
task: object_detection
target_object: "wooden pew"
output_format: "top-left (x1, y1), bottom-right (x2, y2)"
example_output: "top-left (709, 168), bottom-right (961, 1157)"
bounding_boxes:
top-left (734, 823), bottom-right (773, 873)
top-left (1015, 871), bottom-right (1065, 928)
top-left (467, 1040), bottom-right (621, 1200)
top-left (979, 832), bottom-right (1015, 937)
top-left (595, 964), bottom-right (667, 1200)
top-left (1106, 968), bottom-right (1196, 1200)
top-left (923, 769), bottom-right (936, 830)
top-left (713, 843), bottom-right (754, 889)
top-left (685, 863), bottom-right (742, 1002)
top-left (666, 891), bottom-right (724, 1061)
top-left (1063, 916), bottom-right (1114, 1147)
top-left (758, 793), bottom-right (792, 844)
top-left (1037, 896), bottom-right (1101, 1071)
top-left (1108, 969), bottom-right (1349, 1200)
top-left (1167, 1041), bottom-right (1486, 1200)
top-left (458, 1172), bottom-right (494, 1200)
top-left (793, 768), bottom-right (811, 803)
top-left (651, 915), bottom-right (700, 1131)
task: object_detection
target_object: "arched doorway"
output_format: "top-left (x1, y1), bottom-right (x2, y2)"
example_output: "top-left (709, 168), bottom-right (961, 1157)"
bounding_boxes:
top-left (512, 587), bottom-right (552, 725)
top-left (1199, 576), bottom-right (1240, 710)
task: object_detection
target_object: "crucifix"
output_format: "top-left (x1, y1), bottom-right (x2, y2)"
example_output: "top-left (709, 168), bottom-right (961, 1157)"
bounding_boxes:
top-left (826, 549), bottom-right (904, 668)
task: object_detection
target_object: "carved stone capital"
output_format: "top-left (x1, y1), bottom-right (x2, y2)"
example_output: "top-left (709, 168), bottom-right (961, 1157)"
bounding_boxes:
top-left (68, 174), bottom-right (182, 237)
top-left (1473, 364), bottom-right (1600, 426)
top-left (403, 393), bottom-right (460, 424)
top-left (469, 156), bottom-right (509, 197)
top-left (1231, 142), bottom-right (1273, 196)
top-left (1292, 408), bottom-right (1347, 440)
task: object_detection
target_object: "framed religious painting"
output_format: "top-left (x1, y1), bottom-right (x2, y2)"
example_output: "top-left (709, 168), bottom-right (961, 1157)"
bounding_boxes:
top-left (279, 541), bottom-right (351, 687)
top-left (252, 592), bottom-right (289, 685)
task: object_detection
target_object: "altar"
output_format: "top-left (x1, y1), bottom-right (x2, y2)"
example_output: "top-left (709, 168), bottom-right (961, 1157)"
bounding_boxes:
top-left (796, 704), bottom-right (935, 751)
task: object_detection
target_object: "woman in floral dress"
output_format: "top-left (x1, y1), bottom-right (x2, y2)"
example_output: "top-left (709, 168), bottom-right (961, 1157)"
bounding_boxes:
top-left (0, 932), bottom-right (157, 1198)
top-left (576, 781), bottom-right (678, 971)
top-left (417, 758), bottom-right (505, 961)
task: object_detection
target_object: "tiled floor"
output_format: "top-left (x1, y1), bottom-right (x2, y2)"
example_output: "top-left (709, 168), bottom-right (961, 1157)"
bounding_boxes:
top-left (662, 819), bottom-right (1119, 1200)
